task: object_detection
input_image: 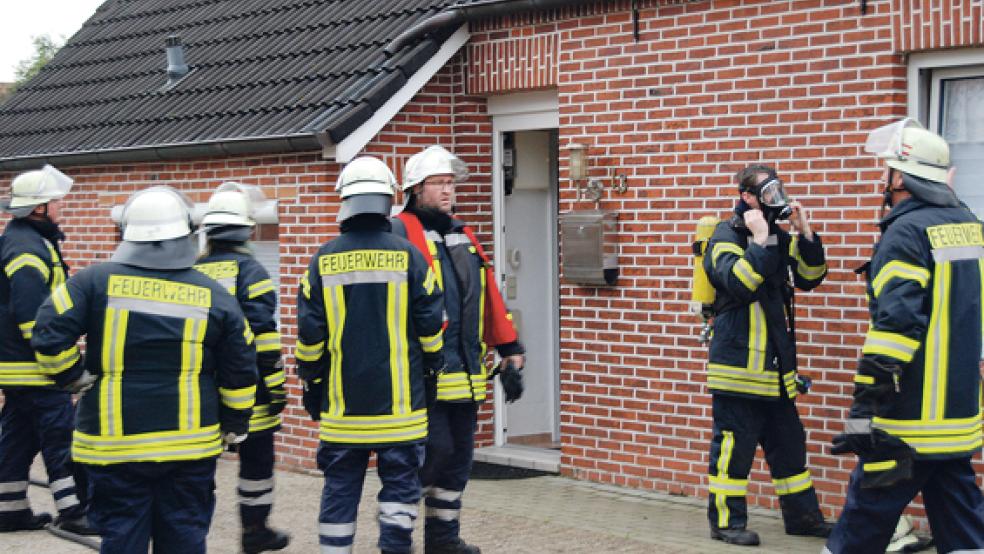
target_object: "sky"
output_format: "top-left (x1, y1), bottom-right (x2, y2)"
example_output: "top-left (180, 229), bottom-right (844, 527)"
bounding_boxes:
top-left (0, 0), bottom-right (106, 82)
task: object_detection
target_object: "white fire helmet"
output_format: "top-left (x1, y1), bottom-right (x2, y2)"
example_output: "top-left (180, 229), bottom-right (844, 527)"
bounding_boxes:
top-left (401, 145), bottom-right (469, 191)
top-left (119, 186), bottom-right (194, 242)
top-left (2, 165), bottom-right (73, 217)
top-left (335, 156), bottom-right (397, 222)
top-left (201, 182), bottom-right (265, 228)
top-left (864, 118), bottom-right (950, 184)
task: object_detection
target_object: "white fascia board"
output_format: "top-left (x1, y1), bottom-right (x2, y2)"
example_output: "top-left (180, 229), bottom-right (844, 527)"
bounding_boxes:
top-left (332, 24), bottom-right (471, 163)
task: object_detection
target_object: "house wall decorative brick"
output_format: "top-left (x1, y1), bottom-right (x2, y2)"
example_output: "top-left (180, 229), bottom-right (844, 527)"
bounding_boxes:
top-left (893, 0), bottom-right (984, 52)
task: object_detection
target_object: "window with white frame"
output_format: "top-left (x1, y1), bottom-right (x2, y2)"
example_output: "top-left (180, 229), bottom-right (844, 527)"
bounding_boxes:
top-left (909, 50), bottom-right (984, 218)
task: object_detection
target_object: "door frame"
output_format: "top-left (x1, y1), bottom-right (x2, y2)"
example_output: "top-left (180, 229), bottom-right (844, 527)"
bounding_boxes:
top-left (487, 90), bottom-right (560, 447)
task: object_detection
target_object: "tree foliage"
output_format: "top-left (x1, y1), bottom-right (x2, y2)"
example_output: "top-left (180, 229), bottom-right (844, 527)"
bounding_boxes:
top-left (14, 34), bottom-right (63, 86)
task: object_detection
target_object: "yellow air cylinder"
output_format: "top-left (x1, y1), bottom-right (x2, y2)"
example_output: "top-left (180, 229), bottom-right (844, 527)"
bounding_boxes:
top-left (691, 215), bottom-right (720, 309)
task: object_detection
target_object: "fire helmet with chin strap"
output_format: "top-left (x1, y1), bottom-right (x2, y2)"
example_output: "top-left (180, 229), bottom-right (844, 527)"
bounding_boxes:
top-left (1, 165), bottom-right (74, 218)
top-left (865, 118), bottom-right (958, 208)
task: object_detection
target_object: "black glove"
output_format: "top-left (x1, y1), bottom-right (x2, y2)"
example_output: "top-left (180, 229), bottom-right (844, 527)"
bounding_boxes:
top-left (832, 419), bottom-right (914, 489)
top-left (302, 379), bottom-right (323, 422)
top-left (853, 357), bottom-right (901, 414)
top-left (794, 373), bottom-right (812, 395)
top-left (220, 410), bottom-right (249, 439)
top-left (831, 418), bottom-right (875, 456)
top-left (489, 361), bottom-right (524, 403)
top-left (422, 352), bottom-right (445, 408)
top-left (267, 384), bottom-right (287, 416)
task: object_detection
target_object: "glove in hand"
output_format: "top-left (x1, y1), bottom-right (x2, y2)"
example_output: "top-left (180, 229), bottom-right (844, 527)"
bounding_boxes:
top-left (490, 361), bottom-right (524, 403)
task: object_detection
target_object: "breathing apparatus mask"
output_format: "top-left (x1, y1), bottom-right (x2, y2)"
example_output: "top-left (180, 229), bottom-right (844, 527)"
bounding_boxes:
top-left (743, 172), bottom-right (792, 223)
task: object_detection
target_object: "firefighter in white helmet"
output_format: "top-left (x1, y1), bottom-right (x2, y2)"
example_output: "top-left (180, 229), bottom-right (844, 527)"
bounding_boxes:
top-left (195, 182), bottom-right (290, 553)
top-left (825, 119), bottom-right (984, 552)
top-left (296, 156), bottom-right (444, 554)
top-left (0, 165), bottom-right (94, 535)
top-left (393, 146), bottom-right (525, 554)
top-left (31, 185), bottom-right (257, 552)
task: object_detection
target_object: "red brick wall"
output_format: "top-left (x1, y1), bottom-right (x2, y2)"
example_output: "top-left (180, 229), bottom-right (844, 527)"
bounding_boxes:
top-left (893, 0), bottom-right (984, 52)
top-left (468, 0), bottom-right (983, 519)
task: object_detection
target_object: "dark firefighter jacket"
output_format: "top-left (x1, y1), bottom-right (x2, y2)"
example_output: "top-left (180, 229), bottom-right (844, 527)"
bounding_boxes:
top-left (704, 207), bottom-right (827, 400)
top-left (858, 197), bottom-right (983, 459)
top-left (0, 218), bottom-right (68, 388)
top-left (392, 210), bottom-right (523, 403)
top-left (31, 262), bottom-right (257, 465)
top-left (196, 248), bottom-right (283, 434)
top-left (295, 217), bottom-right (444, 448)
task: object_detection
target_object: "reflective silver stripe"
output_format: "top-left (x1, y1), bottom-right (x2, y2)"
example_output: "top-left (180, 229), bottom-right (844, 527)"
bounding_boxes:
top-left (764, 234), bottom-right (778, 246)
top-left (425, 230), bottom-right (443, 243)
top-left (927, 263), bottom-right (947, 419)
top-left (379, 513), bottom-right (413, 529)
top-left (320, 412), bottom-right (426, 427)
top-left (218, 276), bottom-right (236, 293)
top-left (319, 522), bottom-right (356, 537)
top-left (49, 476), bottom-right (75, 494)
top-left (264, 371), bottom-right (286, 388)
top-left (873, 420), bottom-right (980, 433)
top-left (425, 507), bottom-right (459, 521)
top-left (105, 308), bottom-right (125, 435)
top-left (238, 477), bottom-right (274, 492)
top-left (391, 282), bottom-right (406, 414)
top-left (0, 499), bottom-right (30, 512)
top-left (0, 481), bottom-right (28, 494)
top-left (73, 428), bottom-right (218, 447)
top-left (844, 418), bottom-right (872, 434)
top-left (319, 427), bottom-right (426, 442)
top-left (255, 335), bottom-right (280, 349)
top-left (426, 487), bottom-right (462, 502)
top-left (705, 366), bottom-right (776, 384)
top-left (108, 296), bottom-right (208, 321)
top-left (321, 546), bottom-right (353, 554)
top-left (445, 233), bottom-right (471, 248)
top-left (55, 494), bottom-right (80, 510)
top-left (239, 492), bottom-right (273, 506)
top-left (901, 436), bottom-right (981, 449)
top-left (932, 245), bottom-right (984, 263)
top-left (327, 285), bottom-right (343, 418)
top-left (419, 333), bottom-right (442, 350)
top-left (322, 270), bottom-right (407, 287)
top-left (72, 445), bottom-right (222, 463)
top-left (379, 502), bottom-right (417, 518)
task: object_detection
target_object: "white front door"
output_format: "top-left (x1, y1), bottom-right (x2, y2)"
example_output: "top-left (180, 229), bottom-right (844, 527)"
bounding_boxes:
top-left (489, 91), bottom-right (560, 450)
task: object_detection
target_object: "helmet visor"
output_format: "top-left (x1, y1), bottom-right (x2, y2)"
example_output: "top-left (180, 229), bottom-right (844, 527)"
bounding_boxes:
top-left (757, 178), bottom-right (789, 208)
top-left (864, 118), bottom-right (923, 159)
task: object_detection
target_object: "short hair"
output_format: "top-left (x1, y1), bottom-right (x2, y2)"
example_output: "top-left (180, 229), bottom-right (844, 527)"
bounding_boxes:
top-left (736, 164), bottom-right (776, 192)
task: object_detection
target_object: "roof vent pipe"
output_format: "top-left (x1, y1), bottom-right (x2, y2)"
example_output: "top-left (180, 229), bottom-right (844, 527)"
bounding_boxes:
top-left (165, 35), bottom-right (189, 86)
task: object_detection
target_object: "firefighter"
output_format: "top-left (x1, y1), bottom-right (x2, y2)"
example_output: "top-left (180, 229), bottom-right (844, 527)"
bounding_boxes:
top-left (0, 165), bottom-right (92, 534)
top-left (31, 185), bottom-right (257, 553)
top-left (825, 120), bottom-right (984, 552)
top-left (195, 182), bottom-right (290, 553)
top-left (296, 156), bottom-right (444, 554)
top-left (703, 164), bottom-right (833, 545)
top-left (393, 146), bottom-right (525, 554)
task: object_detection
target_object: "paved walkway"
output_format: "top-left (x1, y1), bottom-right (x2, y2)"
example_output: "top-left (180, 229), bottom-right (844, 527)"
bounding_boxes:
top-left (5, 458), bottom-right (832, 553)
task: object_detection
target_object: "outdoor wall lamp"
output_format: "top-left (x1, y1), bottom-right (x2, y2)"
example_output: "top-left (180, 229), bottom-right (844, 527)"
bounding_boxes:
top-left (567, 143), bottom-right (628, 202)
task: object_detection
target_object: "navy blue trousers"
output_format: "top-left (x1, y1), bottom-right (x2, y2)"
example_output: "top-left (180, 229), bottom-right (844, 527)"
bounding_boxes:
top-left (0, 388), bottom-right (85, 524)
top-left (707, 393), bottom-right (824, 533)
top-left (317, 443), bottom-right (424, 554)
top-left (238, 430), bottom-right (275, 527)
top-left (420, 401), bottom-right (478, 545)
top-left (86, 458), bottom-right (217, 554)
top-left (826, 457), bottom-right (984, 553)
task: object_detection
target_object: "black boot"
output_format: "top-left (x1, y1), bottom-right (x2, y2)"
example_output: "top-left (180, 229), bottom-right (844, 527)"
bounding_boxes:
top-left (0, 511), bottom-right (52, 532)
top-left (710, 526), bottom-right (761, 546)
top-left (782, 505), bottom-right (834, 538)
top-left (52, 514), bottom-right (99, 536)
top-left (425, 537), bottom-right (482, 554)
top-left (787, 519), bottom-right (834, 538)
top-left (242, 524), bottom-right (291, 554)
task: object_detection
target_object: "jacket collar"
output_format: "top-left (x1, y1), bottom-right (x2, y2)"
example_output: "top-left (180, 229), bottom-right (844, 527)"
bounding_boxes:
top-left (879, 197), bottom-right (927, 232)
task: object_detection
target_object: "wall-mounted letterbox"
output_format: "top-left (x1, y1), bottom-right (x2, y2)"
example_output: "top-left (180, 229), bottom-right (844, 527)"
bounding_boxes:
top-left (559, 210), bottom-right (618, 286)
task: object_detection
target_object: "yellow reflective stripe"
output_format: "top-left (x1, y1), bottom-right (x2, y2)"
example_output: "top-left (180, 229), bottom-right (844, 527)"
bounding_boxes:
top-left (37, 345), bottom-right (81, 375)
top-left (179, 318), bottom-right (207, 430)
top-left (854, 374), bottom-right (875, 385)
top-left (18, 320), bottom-right (34, 340)
top-left (219, 385), bottom-right (256, 410)
top-left (423, 268), bottom-right (437, 295)
top-left (4, 253), bottom-right (50, 281)
top-left (51, 283), bottom-right (74, 314)
top-left (772, 470), bottom-right (812, 495)
top-left (0, 362), bottom-right (55, 386)
top-left (862, 460), bottom-right (897, 472)
top-left (295, 340), bottom-right (325, 362)
top-left (789, 237), bottom-right (827, 280)
top-left (248, 411), bottom-right (282, 433)
top-left (318, 410), bottom-right (428, 444)
top-left (436, 372), bottom-right (474, 401)
top-left (873, 413), bottom-right (982, 455)
top-left (100, 307), bottom-right (128, 436)
top-left (247, 279), bottom-right (275, 299)
top-left (923, 262), bottom-right (950, 420)
top-left (733, 259), bottom-right (763, 291)
top-left (783, 371), bottom-right (798, 399)
top-left (747, 302), bottom-right (766, 371)
top-left (243, 318), bottom-right (255, 345)
top-left (872, 260), bottom-right (930, 298)
top-left (263, 370), bottom-right (286, 389)
top-left (325, 285), bottom-right (347, 418)
top-left (706, 375), bottom-right (780, 397)
top-left (708, 475), bottom-right (747, 497)
top-left (300, 270), bottom-right (312, 300)
top-left (862, 329), bottom-right (920, 363)
top-left (254, 331), bottom-right (280, 353)
top-left (71, 425), bottom-right (222, 465)
top-left (711, 242), bottom-right (744, 269)
top-left (397, 280), bottom-right (410, 414)
top-left (419, 331), bottom-right (443, 353)
top-left (45, 243), bottom-right (65, 289)
top-left (478, 266), bottom-right (486, 353)
top-left (387, 282), bottom-right (402, 415)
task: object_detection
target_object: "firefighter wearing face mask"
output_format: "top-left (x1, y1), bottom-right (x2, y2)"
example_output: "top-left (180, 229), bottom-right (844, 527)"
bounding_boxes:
top-left (31, 186), bottom-right (257, 553)
top-left (0, 165), bottom-right (94, 535)
top-left (296, 156), bottom-right (444, 554)
top-left (391, 146), bottom-right (525, 554)
top-left (195, 183), bottom-right (290, 554)
top-left (703, 164), bottom-right (832, 546)
top-left (824, 120), bottom-right (984, 553)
